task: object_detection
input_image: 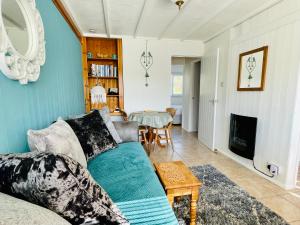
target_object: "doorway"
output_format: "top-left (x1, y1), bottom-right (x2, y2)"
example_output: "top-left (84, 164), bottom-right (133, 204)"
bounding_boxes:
top-left (170, 57), bottom-right (185, 126)
top-left (170, 57), bottom-right (201, 132)
top-left (297, 151), bottom-right (300, 187)
top-left (190, 60), bottom-right (201, 132)
top-left (297, 164), bottom-right (300, 187)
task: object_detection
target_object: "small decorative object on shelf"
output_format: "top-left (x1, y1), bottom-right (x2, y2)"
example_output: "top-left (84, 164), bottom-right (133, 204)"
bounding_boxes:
top-left (91, 84), bottom-right (106, 104)
top-left (87, 52), bottom-right (93, 59)
top-left (114, 107), bottom-right (121, 112)
top-left (112, 54), bottom-right (117, 59)
top-left (140, 40), bottom-right (153, 87)
top-left (108, 88), bottom-right (118, 95)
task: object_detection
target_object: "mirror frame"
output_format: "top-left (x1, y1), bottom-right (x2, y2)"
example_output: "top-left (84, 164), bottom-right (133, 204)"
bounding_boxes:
top-left (0, 0), bottom-right (45, 84)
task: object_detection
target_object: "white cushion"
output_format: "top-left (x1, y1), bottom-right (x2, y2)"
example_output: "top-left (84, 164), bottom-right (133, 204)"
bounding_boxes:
top-left (0, 192), bottom-right (71, 225)
top-left (27, 120), bottom-right (87, 167)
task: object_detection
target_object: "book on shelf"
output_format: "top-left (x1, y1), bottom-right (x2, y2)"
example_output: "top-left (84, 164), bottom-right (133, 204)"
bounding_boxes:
top-left (90, 64), bottom-right (118, 77)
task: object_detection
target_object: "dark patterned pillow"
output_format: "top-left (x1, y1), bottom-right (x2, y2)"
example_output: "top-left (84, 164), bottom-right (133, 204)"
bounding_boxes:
top-left (0, 152), bottom-right (129, 225)
top-left (65, 110), bottom-right (118, 160)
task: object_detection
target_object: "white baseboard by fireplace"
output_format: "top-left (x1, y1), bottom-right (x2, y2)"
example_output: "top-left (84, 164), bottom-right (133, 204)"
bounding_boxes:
top-left (216, 148), bottom-right (295, 190)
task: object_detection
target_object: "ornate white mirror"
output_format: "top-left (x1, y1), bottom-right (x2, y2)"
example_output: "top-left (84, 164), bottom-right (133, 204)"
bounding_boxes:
top-left (0, 0), bottom-right (45, 84)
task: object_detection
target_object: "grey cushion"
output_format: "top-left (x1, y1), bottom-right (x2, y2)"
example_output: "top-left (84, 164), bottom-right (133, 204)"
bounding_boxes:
top-left (99, 107), bottom-right (122, 143)
top-left (27, 119), bottom-right (87, 167)
top-left (0, 192), bottom-right (71, 225)
top-left (113, 121), bottom-right (139, 143)
top-left (0, 152), bottom-right (129, 225)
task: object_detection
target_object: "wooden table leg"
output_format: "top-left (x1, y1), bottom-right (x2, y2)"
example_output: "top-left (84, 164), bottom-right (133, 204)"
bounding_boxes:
top-left (167, 194), bottom-right (174, 208)
top-left (148, 127), bottom-right (167, 148)
top-left (148, 127), bottom-right (154, 143)
top-left (190, 187), bottom-right (199, 225)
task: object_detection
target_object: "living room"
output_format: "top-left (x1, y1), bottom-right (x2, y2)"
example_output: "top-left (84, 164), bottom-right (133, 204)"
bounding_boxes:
top-left (0, 0), bottom-right (300, 225)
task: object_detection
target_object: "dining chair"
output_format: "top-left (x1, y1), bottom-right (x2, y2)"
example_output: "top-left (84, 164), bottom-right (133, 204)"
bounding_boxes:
top-left (139, 126), bottom-right (149, 146)
top-left (121, 109), bottom-right (148, 147)
top-left (153, 108), bottom-right (176, 151)
top-left (120, 109), bottom-right (128, 121)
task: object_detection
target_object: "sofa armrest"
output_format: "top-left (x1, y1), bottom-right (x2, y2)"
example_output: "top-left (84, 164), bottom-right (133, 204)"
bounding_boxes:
top-left (113, 121), bottom-right (139, 143)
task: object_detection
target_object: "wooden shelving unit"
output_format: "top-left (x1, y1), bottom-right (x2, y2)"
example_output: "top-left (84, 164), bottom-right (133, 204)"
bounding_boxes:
top-left (81, 37), bottom-right (124, 114)
top-left (87, 58), bottom-right (118, 61)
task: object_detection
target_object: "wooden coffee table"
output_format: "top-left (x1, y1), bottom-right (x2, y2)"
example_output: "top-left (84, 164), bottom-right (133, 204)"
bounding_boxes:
top-left (154, 161), bottom-right (201, 225)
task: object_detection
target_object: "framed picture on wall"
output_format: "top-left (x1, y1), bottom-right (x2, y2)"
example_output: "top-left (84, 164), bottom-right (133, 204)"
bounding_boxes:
top-left (237, 46), bottom-right (268, 91)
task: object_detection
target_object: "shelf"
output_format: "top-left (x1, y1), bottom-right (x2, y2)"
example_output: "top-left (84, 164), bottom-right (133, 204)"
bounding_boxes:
top-left (83, 37), bottom-right (124, 113)
top-left (88, 76), bottom-right (118, 79)
top-left (110, 112), bottom-right (122, 116)
top-left (88, 58), bottom-right (118, 61)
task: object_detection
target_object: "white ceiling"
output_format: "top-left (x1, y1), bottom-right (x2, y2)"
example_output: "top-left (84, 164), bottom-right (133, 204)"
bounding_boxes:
top-left (62, 0), bottom-right (282, 41)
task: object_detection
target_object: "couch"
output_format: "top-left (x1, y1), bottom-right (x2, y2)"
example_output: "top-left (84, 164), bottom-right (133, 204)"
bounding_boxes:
top-left (0, 121), bottom-right (178, 225)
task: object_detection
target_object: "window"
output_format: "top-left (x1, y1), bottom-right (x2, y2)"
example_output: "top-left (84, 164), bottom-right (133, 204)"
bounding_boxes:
top-left (172, 64), bottom-right (184, 96)
top-left (172, 75), bottom-right (183, 96)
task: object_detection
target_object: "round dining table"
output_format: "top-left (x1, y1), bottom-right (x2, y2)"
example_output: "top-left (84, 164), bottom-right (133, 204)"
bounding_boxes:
top-left (128, 111), bottom-right (173, 128)
top-left (128, 111), bottom-right (173, 147)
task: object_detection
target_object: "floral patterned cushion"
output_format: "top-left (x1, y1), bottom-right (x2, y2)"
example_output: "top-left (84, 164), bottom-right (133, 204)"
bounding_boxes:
top-left (0, 152), bottom-right (129, 225)
top-left (66, 110), bottom-right (118, 160)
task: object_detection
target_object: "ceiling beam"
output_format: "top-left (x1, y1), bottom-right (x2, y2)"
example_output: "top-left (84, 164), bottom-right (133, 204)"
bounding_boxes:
top-left (181, 0), bottom-right (237, 41)
top-left (204, 0), bottom-right (283, 42)
top-left (102, 0), bottom-right (111, 38)
top-left (52, 0), bottom-right (82, 40)
top-left (158, 0), bottom-right (193, 39)
top-left (134, 0), bottom-right (148, 38)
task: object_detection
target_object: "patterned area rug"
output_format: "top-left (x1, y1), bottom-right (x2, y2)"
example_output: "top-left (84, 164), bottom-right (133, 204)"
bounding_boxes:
top-left (173, 165), bottom-right (289, 225)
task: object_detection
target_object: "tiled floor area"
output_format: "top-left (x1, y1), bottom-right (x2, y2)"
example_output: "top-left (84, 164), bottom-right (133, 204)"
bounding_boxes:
top-left (149, 126), bottom-right (300, 225)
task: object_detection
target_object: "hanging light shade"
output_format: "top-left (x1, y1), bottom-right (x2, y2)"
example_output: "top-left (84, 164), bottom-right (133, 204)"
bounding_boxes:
top-left (140, 41), bottom-right (153, 87)
top-left (170, 0), bottom-right (185, 10)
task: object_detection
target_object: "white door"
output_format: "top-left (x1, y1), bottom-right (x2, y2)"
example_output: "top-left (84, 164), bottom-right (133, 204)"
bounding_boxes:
top-left (198, 48), bottom-right (220, 150)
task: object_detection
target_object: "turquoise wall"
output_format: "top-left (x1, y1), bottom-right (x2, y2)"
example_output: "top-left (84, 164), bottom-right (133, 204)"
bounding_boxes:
top-left (0, 0), bottom-right (85, 153)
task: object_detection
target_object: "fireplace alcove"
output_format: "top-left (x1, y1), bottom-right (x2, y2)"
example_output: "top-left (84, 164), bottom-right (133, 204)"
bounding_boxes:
top-left (228, 114), bottom-right (257, 160)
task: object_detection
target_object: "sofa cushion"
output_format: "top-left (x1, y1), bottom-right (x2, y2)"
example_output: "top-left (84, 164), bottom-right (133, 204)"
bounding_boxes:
top-left (99, 107), bottom-right (122, 144)
top-left (0, 192), bottom-right (71, 225)
top-left (65, 108), bottom-right (122, 144)
top-left (27, 119), bottom-right (87, 167)
top-left (112, 121), bottom-right (139, 143)
top-left (66, 110), bottom-right (118, 160)
top-left (0, 152), bottom-right (129, 225)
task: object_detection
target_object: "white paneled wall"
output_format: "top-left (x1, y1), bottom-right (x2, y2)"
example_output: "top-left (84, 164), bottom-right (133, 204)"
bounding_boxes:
top-left (122, 37), bottom-right (204, 114)
top-left (205, 0), bottom-right (300, 188)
